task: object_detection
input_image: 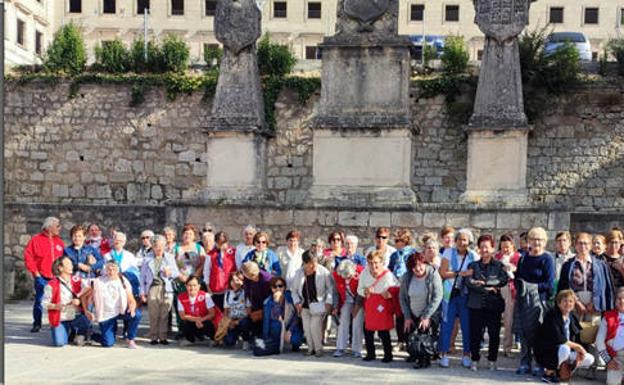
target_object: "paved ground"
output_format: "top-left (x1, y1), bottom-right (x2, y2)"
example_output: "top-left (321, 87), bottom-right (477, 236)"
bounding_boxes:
top-left (4, 301), bottom-right (606, 385)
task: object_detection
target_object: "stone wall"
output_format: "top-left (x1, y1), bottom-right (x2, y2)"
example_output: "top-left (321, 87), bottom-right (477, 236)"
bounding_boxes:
top-left (4, 79), bottom-right (623, 298)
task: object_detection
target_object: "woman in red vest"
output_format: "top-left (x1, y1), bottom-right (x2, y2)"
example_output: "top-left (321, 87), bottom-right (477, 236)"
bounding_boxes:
top-left (42, 256), bottom-right (90, 347)
top-left (177, 276), bottom-right (222, 346)
top-left (597, 287), bottom-right (624, 385)
top-left (203, 231), bottom-right (236, 310)
top-left (332, 259), bottom-right (364, 358)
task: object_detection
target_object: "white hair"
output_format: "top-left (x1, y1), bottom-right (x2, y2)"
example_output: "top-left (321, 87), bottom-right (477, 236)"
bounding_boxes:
top-left (42, 217), bottom-right (60, 231)
top-left (153, 234), bottom-right (167, 246)
top-left (140, 230), bottom-right (154, 239)
top-left (243, 225), bottom-right (257, 234)
top-left (455, 228), bottom-right (475, 244)
top-left (114, 232), bottom-right (127, 242)
top-left (345, 235), bottom-right (359, 246)
top-left (336, 259), bottom-right (357, 279)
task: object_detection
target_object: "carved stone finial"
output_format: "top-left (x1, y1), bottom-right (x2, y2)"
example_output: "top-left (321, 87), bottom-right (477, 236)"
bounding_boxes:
top-left (215, 0), bottom-right (262, 55)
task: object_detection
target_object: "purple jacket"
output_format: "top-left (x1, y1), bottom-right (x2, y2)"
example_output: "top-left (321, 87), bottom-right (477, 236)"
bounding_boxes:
top-left (244, 270), bottom-right (273, 311)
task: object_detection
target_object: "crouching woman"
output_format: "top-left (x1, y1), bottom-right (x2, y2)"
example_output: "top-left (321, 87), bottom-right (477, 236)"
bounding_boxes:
top-left (43, 256), bottom-right (91, 347)
top-left (535, 289), bottom-right (595, 383)
top-left (177, 276), bottom-right (221, 346)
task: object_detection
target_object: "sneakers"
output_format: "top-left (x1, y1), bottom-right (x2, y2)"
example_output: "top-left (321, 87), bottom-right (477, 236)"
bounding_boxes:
top-left (470, 362), bottom-right (478, 372)
top-left (150, 340), bottom-right (159, 345)
top-left (333, 350), bottom-right (344, 358)
top-left (488, 361), bottom-right (498, 371)
top-left (179, 339), bottom-right (194, 347)
top-left (516, 365), bottom-right (531, 375)
top-left (127, 340), bottom-right (137, 349)
top-left (462, 356), bottom-right (472, 368)
top-left (439, 355), bottom-right (450, 368)
top-left (541, 374), bottom-right (560, 384)
top-left (73, 335), bottom-right (86, 347)
top-left (352, 352), bottom-right (362, 358)
top-left (532, 366), bottom-right (544, 377)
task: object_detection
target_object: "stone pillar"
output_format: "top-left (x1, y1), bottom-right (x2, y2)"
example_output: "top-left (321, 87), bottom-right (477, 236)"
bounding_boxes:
top-left (204, 0), bottom-right (268, 201)
top-left (463, 0), bottom-right (534, 205)
top-left (311, 0), bottom-right (416, 206)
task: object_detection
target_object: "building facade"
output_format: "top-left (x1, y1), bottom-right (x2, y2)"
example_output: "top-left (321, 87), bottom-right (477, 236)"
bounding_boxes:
top-left (4, 0), bottom-right (624, 65)
top-left (4, 0), bottom-right (54, 67)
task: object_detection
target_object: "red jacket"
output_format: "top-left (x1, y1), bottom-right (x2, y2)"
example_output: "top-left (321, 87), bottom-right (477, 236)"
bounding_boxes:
top-left (47, 276), bottom-right (83, 327)
top-left (207, 247), bottom-right (236, 294)
top-left (178, 291), bottom-right (223, 328)
top-left (333, 265), bottom-right (365, 309)
top-left (24, 232), bottom-right (65, 279)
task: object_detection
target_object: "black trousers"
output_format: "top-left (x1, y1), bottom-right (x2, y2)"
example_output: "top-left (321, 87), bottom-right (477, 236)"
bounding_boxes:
top-left (364, 329), bottom-right (392, 359)
top-left (181, 320), bottom-right (216, 343)
top-left (396, 314), bottom-right (406, 344)
top-left (212, 293), bottom-right (225, 311)
top-left (469, 308), bottom-right (502, 362)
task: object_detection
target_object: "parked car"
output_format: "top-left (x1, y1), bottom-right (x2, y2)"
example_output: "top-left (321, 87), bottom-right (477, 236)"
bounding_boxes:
top-left (544, 32), bottom-right (592, 61)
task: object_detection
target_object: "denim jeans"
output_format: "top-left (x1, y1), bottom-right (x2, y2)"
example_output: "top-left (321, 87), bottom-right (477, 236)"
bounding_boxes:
top-left (33, 276), bottom-right (50, 327)
top-left (439, 294), bottom-right (470, 354)
top-left (50, 314), bottom-right (90, 347)
top-left (97, 309), bottom-right (142, 347)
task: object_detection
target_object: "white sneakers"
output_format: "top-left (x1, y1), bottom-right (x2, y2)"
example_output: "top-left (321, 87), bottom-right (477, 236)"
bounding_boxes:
top-left (470, 362), bottom-right (478, 372)
top-left (439, 355), bottom-right (450, 368)
top-left (461, 356), bottom-right (471, 368)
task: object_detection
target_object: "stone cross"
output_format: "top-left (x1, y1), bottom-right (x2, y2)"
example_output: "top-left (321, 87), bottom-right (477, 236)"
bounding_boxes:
top-left (468, 0), bottom-right (534, 129)
top-left (209, 0), bottom-right (265, 133)
top-left (331, 0), bottom-right (399, 44)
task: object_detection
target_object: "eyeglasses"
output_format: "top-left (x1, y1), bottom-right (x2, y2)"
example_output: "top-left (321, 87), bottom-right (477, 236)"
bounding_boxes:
top-left (256, 240), bottom-right (267, 244)
top-left (273, 284), bottom-right (285, 289)
top-left (376, 236), bottom-right (388, 240)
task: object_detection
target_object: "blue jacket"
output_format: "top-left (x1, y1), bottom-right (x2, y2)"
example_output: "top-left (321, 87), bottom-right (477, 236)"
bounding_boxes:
top-left (262, 291), bottom-right (302, 343)
top-left (64, 245), bottom-right (104, 278)
top-left (243, 249), bottom-right (282, 277)
top-left (388, 246), bottom-right (416, 279)
top-left (558, 256), bottom-right (614, 312)
top-left (334, 253), bottom-right (367, 270)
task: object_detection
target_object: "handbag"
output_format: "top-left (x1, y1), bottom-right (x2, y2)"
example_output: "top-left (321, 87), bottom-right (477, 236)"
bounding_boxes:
top-left (579, 319), bottom-right (600, 344)
top-left (364, 270), bottom-right (395, 331)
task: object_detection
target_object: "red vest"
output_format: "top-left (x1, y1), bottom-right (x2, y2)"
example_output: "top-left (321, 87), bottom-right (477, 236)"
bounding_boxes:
top-left (178, 291), bottom-right (223, 328)
top-left (47, 276), bottom-right (83, 327)
top-left (333, 265), bottom-right (364, 308)
top-left (208, 247), bottom-right (236, 294)
top-left (604, 310), bottom-right (621, 358)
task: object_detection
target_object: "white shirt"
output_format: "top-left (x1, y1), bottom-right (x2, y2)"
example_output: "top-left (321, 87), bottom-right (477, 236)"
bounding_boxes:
top-left (176, 293), bottom-right (215, 313)
top-left (103, 249), bottom-right (138, 274)
top-left (99, 278), bottom-right (127, 322)
top-left (224, 289), bottom-right (247, 319)
top-left (357, 267), bottom-right (399, 297)
top-left (42, 276), bottom-right (86, 322)
top-left (277, 246), bottom-right (304, 289)
top-left (235, 243), bottom-right (255, 270)
top-left (365, 245), bottom-right (396, 268)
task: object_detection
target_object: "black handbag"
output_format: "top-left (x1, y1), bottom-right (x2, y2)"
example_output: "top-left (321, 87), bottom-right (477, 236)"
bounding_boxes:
top-left (407, 329), bottom-right (438, 359)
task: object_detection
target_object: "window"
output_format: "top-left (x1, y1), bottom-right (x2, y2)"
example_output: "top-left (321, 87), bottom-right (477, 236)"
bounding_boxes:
top-left (69, 0), bottom-right (82, 13)
top-left (477, 49), bottom-right (483, 61)
top-left (137, 0), bottom-right (150, 14)
top-left (305, 46), bottom-right (321, 59)
top-left (205, 0), bottom-right (217, 16)
top-left (410, 4), bottom-right (424, 21)
top-left (584, 7), bottom-right (598, 24)
top-left (172, 0), bottom-right (184, 15)
top-left (35, 31), bottom-right (43, 54)
top-left (445, 5), bottom-right (459, 22)
top-left (308, 2), bottom-right (321, 19)
top-left (273, 1), bottom-right (287, 18)
top-left (621, 8), bottom-right (624, 25)
top-left (103, 0), bottom-right (116, 14)
top-left (549, 7), bottom-right (563, 23)
top-left (17, 19), bottom-right (25, 47)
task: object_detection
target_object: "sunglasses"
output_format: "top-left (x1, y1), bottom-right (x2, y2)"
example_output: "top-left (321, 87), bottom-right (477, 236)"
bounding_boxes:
top-left (273, 284), bottom-right (285, 289)
top-left (256, 240), bottom-right (268, 244)
top-left (141, 236), bottom-right (150, 239)
top-left (376, 235), bottom-right (388, 240)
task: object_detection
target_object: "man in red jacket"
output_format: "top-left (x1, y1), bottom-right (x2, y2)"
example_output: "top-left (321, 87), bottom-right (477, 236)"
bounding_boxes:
top-left (24, 216), bottom-right (65, 332)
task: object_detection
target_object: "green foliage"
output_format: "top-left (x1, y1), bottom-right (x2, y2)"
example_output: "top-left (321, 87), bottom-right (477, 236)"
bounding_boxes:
top-left (519, 27), bottom-right (581, 122)
top-left (130, 38), bottom-right (164, 73)
top-left (43, 23), bottom-right (87, 75)
top-left (161, 34), bottom-right (190, 73)
top-left (204, 45), bottom-right (223, 69)
top-left (94, 39), bottom-right (131, 73)
top-left (257, 33), bottom-right (297, 77)
top-left (262, 76), bottom-right (321, 131)
top-left (441, 36), bottom-right (469, 75)
top-left (608, 38), bottom-right (624, 76)
top-left (423, 44), bottom-right (438, 68)
top-left (599, 48), bottom-right (609, 77)
top-left (130, 83), bottom-right (146, 106)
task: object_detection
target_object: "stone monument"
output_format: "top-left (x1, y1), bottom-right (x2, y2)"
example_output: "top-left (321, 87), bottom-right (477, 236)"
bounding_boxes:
top-left (463, 0), bottom-right (534, 205)
top-left (309, 0), bottom-right (416, 207)
top-left (204, 0), bottom-right (267, 202)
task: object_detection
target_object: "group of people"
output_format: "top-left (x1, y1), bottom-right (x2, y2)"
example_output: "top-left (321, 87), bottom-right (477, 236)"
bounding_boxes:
top-left (23, 216), bottom-right (624, 384)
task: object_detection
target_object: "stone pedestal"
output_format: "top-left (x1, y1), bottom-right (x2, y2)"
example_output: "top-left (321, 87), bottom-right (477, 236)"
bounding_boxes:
top-left (462, 129), bottom-right (528, 205)
top-left (208, 46), bottom-right (266, 133)
top-left (314, 42), bottom-right (412, 129)
top-left (309, 128), bottom-right (416, 207)
top-left (202, 132), bottom-right (267, 202)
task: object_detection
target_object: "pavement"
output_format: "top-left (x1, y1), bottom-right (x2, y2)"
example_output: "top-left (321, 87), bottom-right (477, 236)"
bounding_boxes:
top-left (4, 301), bottom-right (606, 385)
